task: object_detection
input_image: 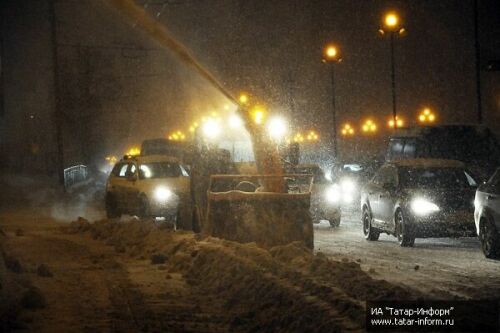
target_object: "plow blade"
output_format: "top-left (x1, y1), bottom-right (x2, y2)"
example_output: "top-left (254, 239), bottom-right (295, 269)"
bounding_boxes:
top-left (204, 175), bottom-right (314, 249)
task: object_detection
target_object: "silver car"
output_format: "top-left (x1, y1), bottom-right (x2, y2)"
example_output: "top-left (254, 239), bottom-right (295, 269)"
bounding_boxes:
top-left (361, 159), bottom-right (477, 247)
top-left (474, 168), bottom-right (500, 259)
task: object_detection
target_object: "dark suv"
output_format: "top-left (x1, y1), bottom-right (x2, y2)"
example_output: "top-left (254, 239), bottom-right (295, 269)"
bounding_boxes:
top-left (386, 125), bottom-right (500, 181)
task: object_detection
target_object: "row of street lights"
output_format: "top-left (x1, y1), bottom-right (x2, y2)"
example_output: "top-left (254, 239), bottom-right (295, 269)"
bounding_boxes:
top-left (340, 108), bottom-right (437, 137)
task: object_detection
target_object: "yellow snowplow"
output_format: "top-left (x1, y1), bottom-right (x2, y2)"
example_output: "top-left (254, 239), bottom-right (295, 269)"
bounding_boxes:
top-left (203, 174), bottom-right (314, 248)
top-left (109, 0), bottom-right (315, 249)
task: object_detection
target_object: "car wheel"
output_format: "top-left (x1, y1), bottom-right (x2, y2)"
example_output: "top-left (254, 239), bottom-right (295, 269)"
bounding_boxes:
top-left (105, 194), bottom-right (121, 219)
top-left (303, 216), bottom-right (314, 250)
top-left (176, 203), bottom-right (193, 231)
top-left (192, 205), bottom-right (201, 233)
top-left (395, 210), bottom-right (415, 247)
top-left (139, 195), bottom-right (151, 219)
top-left (479, 217), bottom-right (500, 259)
top-left (362, 207), bottom-right (379, 241)
top-left (175, 210), bottom-right (182, 230)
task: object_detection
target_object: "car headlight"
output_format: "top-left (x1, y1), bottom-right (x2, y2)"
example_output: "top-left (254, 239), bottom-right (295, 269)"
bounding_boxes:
top-left (326, 184), bottom-right (341, 203)
top-left (154, 186), bottom-right (173, 202)
top-left (340, 178), bottom-right (356, 194)
top-left (411, 198), bottom-right (440, 215)
top-left (343, 193), bottom-right (353, 204)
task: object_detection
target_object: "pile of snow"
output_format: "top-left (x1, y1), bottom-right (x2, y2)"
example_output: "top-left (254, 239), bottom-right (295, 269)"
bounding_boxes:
top-left (65, 218), bottom-right (420, 332)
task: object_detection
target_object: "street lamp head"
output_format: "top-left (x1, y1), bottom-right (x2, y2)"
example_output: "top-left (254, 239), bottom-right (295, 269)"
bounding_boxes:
top-left (239, 93), bottom-right (249, 105)
top-left (388, 116), bottom-right (404, 128)
top-left (385, 13), bottom-right (398, 27)
top-left (341, 123), bottom-right (355, 136)
top-left (326, 46), bottom-right (337, 58)
top-left (362, 119), bottom-right (377, 133)
top-left (323, 44), bottom-right (340, 63)
top-left (418, 107), bottom-right (437, 124)
top-left (381, 11), bottom-right (403, 33)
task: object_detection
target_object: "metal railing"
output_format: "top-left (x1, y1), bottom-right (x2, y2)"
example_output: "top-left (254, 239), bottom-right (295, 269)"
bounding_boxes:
top-left (64, 164), bottom-right (88, 188)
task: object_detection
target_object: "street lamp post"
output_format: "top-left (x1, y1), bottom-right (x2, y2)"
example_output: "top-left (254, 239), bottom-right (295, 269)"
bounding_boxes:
top-left (323, 44), bottom-right (342, 158)
top-left (389, 32), bottom-right (396, 129)
top-left (380, 12), bottom-right (405, 130)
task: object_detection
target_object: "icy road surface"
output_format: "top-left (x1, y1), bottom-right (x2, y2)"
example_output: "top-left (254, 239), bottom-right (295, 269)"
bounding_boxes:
top-left (316, 209), bottom-right (500, 299)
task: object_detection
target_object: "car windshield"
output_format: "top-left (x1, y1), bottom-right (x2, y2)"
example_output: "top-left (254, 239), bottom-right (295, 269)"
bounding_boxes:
top-left (139, 162), bottom-right (181, 179)
top-left (399, 167), bottom-right (476, 188)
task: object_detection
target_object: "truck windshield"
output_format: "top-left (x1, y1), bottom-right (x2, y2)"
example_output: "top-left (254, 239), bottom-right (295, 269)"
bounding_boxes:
top-left (399, 167), bottom-right (476, 189)
top-left (139, 162), bottom-right (181, 179)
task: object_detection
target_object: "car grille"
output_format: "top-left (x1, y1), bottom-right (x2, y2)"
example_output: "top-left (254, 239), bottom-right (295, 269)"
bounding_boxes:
top-left (440, 192), bottom-right (474, 212)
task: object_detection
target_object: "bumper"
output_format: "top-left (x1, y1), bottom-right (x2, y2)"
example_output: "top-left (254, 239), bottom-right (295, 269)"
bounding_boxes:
top-left (149, 200), bottom-right (179, 219)
top-left (409, 210), bottom-right (476, 238)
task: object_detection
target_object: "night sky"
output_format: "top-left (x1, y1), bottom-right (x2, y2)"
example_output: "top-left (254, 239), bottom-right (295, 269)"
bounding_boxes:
top-left (145, 0), bottom-right (499, 132)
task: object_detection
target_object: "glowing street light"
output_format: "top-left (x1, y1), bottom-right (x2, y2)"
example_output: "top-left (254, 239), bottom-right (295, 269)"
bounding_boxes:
top-left (306, 130), bottom-right (319, 142)
top-left (189, 121), bottom-right (199, 134)
top-left (418, 108), bottom-right (436, 124)
top-left (384, 13), bottom-right (399, 30)
top-left (379, 10), bottom-right (406, 131)
top-left (388, 116), bottom-right (404, 128)
top-left (250, 106), bottom-right (266, 125)
top-left (168, 130), bottom-right (186, 141)
top-left (266, 116), bottom-right (288, 141)
top-left (341, 123), bottom-right (355, 136)
top-left (202, 118), bottom-right (221, 139)
top-left (105, 155), bottom-right (118, 166)
top-left (239, 93), bottom-right (249, 105)
top-left (362, 120), bottom-right (377, 133)
top-left (228, 114), bottom-right (243, 129)
top-left (293, 133), bottom-right (305, 143)
top-left (323, 45), bottom-right (341, 63)
top-left (125, 146), bottom-right (140, 156)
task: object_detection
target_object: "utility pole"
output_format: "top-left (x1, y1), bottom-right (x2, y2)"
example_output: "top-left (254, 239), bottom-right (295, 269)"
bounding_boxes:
top-left (322, 44), bottom-right (341, 160)
top-left (473, 0), bottom-right (482, 124)
top-left (49, 0), bottom-right (65, 187)
top-left (0, 2), bottom-right (5, 118)
top-left (330, 63), bottom-right (337, 158)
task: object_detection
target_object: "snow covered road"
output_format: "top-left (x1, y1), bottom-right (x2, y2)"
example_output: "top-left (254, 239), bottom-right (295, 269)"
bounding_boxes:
top-left (315, 209), bottom-right (500, 299)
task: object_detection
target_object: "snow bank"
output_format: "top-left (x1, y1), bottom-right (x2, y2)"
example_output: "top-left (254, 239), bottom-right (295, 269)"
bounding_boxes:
top-left (65, 218), bottom-right (420, 332)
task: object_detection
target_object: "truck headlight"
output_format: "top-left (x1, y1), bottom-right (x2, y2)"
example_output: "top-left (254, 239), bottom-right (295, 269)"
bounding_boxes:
top-left (411, 198), bottom-right (439, 215)
top-left (154, 186), bottom-right (172, 202)
top-left (343, 193), bottom-right (353, 204)
top-left (340, 178), bottom-right (356, 194)
top-left (326, 184), bottom-right (341, 203)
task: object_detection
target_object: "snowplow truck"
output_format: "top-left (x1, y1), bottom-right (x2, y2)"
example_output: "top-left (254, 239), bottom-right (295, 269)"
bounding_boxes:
top-left (189, 138), bottom-right (314, 249)
top-left (108, 0), bottom-right (314, 249)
